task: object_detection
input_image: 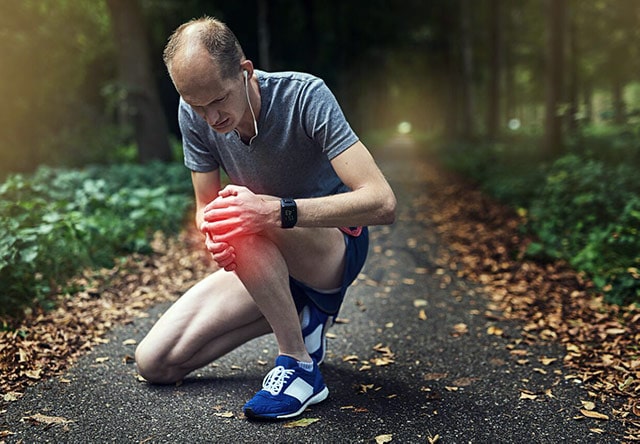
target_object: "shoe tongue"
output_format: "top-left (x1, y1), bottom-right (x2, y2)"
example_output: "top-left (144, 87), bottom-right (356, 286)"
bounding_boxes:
top-left (275, 355), bottom-right (299, 368)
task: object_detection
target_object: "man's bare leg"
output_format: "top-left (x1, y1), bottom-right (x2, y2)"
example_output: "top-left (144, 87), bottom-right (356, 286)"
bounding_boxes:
top-left (135, 227), bottom-right (346, 383)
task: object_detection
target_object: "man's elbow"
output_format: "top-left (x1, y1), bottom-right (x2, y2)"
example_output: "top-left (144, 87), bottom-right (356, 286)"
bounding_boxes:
top-left (378, 192), bottom-right (397, 225)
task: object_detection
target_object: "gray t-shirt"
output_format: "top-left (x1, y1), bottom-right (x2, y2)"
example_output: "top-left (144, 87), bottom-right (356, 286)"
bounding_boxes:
top-left (179, 70), bottom-right (359, 198)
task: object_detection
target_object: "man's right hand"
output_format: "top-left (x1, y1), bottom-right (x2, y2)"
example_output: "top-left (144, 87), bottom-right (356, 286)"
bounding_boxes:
top-left (201, 227), bottom-right (237, 272)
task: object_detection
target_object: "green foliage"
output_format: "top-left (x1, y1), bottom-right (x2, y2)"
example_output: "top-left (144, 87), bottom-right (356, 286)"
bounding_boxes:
top-left (529, 154), bottom-right (640, 304)
top-left (0, 162), bottom-right (193, 315)
top-left (438, 130), bottom-right (640, 306)
top-left (437, 137), bottom-right (548, 208)
top-left (0, 0), bottom-right (115, 174)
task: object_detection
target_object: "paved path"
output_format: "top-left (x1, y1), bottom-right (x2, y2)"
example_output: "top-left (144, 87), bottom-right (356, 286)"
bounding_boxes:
top-left (2, 143), bottom-right (623, 443)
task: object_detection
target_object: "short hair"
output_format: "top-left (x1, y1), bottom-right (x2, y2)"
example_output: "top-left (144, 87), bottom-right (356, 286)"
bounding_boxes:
top-left (163, 16), bottom-right (245, 80)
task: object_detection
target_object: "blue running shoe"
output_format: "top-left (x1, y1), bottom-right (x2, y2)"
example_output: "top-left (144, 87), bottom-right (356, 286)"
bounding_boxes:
top-left (243, 355), bottom-right (329, 420)
top-left (301, 305), bottom-right (334, 365)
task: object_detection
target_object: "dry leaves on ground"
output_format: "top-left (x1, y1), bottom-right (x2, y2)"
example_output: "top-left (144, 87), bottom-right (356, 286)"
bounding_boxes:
top-left (415, 158), bottom-right (639, 438)
top-left (0, 229), bottom-right (213, 396)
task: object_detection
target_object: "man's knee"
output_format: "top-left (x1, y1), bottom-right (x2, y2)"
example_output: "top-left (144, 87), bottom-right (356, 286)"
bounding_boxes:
top-left (134, 341), bottom-right (182, 385)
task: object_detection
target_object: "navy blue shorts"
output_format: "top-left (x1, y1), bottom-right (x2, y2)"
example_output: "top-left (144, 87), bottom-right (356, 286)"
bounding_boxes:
top-left (289, 227), bottom-right (369, 316)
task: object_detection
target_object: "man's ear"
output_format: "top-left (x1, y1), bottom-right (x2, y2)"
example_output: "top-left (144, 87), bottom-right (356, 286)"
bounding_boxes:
top-left (240, 60), bottom-right (254, 78)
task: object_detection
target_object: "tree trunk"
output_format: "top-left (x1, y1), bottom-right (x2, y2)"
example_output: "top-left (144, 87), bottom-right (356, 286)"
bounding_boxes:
top-left (567, 1), bottom-right (579, 134)
top-left (257, 0), bottom-right (271, 70)
top-left (459, 0), bottom-right (475, 140)
top-left (302, 0), bottom-right (319, 72)
top-left (612, 77), bottom-right (626, 125)
top-left (542, 0), bottom-right (566, 158)
top-left (487, 0), bottom-right (502, 140)
top-left (106, 0), bottom-right (172, 163)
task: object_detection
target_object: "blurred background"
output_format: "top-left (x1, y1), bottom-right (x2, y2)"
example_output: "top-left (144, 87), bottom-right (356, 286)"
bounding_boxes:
top-left (1, 0), bottom-right (640, 313)
top-left (1, 0), bottom-right (639, 174)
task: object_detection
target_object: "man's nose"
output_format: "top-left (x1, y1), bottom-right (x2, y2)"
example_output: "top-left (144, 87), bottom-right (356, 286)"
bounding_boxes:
top-left (203, 106), bottom-right (220, 126)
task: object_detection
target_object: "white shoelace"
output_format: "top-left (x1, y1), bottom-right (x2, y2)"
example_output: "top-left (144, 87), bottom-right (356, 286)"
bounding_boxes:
top-left (262, 366), bottom-right (295, 395)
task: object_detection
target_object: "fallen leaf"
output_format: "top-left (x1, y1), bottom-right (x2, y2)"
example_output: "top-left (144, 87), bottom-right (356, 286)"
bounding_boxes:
top-left (487, 325), bottom-right (503, 336)
top-left (418, 309), bottom-right (428, 320)
top-left (581, 400), bottom-right (596, 410)
top-left (452, 377), bottom-right (479, 387)
top-left (23, 413), bottom-right (72, 426)
top-left (122, 339), bottom-right (137, 346)
top-left (413, 299), bottom-right (428, 308)
top-left (359, 384), bottom-right (375, 393)
top-left (375, 434), bottom-right (393, 443)
top-left (539, 357), bottom-right (557, 366)
top-left (370, 357), bottom-right (395, 367)
top-left (283, 417), bottom-right (320, 428)
top-left (428, 435), bottom-right (440, 444)
top-left (24, 369), bottom-right (42, 380)
top-left (632, 402), bottom-right (640, 417)
top-left (424, 373), bottom-right (448, 381)
top-left (452, 323), bottom-right (468, 336)
top-left (95, 357), bottom-right (109, 363)
top-left (580, 409), bottom-right (609, 420)
top-left (3, 392), bottom-right (22, 402)
top-left (519, 391), bottom-right (538, 400)
top-left (373, 343), bottom-right (393, 355)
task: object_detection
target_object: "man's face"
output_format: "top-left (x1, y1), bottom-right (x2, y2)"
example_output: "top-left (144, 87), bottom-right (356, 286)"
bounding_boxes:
top-left (170, 47), bottom-right (246, 134)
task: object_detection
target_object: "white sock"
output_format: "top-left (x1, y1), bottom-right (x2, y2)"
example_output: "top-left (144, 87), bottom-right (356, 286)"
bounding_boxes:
top-left (297, 360), bottom-right (314, 372)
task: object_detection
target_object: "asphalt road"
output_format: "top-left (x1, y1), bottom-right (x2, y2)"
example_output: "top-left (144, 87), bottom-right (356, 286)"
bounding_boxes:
top-left (2, 142), bottom-right (625, 443)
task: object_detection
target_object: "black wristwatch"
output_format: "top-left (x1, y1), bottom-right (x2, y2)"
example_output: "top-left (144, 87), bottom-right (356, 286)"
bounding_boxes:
top-left (280, 198), bottom-right (297, 229)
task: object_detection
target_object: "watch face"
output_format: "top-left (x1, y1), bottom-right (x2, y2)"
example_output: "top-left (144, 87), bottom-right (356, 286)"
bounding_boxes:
top-left (284, 208), bottom-right (295, 220)
top-left (281, 198), bottom-right (297, 228)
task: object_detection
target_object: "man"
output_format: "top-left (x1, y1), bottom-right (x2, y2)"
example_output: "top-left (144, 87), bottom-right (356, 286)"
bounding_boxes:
top-left (135, 16), bottom-right (396, 420)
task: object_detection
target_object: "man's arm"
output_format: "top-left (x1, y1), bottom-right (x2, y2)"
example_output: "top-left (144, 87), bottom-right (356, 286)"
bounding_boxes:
top-left (191, 169), bottom-right (221, 230)
top-left (192, 169), bottom-right (239, 271)
top-left (202, 140), bottom-right (395, 244)
top-left (295, 140), bottom-right (396, 227)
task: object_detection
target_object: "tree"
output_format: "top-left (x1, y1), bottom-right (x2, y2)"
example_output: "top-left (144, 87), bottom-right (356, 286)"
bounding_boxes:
top-left (106, 0), bottom-right (172, 163)
top-left (459, 0), bottom-right (476, 140)
top-left (542, 0), bottom-right (566, 158)
top-left (257, 0), bottom-right (271, 70)
top-left (487, 0), bottom-right (503, 140)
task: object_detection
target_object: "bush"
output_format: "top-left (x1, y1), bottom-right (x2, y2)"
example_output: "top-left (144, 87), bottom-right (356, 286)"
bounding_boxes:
top-left (0, 162), bottom-right (193, 315)
top-left (437, 132), bottom-right (640, 306)
top-left (526, 154), bottom-right (640, 304)
top-left (438, 138), bottom-right (548, 208)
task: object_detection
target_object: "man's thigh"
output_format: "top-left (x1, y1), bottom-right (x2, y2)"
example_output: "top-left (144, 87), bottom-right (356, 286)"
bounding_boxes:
top-left (267, 227), bottom-right (346, 291)
top-left (138, 269), bottom-right (266, 363)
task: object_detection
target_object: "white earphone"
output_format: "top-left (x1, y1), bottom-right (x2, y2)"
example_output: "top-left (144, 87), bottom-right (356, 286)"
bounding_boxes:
top-left (243, 69), bottom-right (258, 143)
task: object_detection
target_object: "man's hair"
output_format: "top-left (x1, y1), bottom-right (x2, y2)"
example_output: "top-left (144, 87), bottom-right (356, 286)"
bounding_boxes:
top-left (163, 16), bottom-right (245, 80)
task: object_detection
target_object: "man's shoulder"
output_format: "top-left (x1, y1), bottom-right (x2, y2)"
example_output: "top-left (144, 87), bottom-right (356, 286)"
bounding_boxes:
top-left (258, 70), bottom-right (324, 89)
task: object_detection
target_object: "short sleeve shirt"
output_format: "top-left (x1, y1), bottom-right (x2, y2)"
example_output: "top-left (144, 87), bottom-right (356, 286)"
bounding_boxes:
top-left (179, 70), bottom-right (359, 198)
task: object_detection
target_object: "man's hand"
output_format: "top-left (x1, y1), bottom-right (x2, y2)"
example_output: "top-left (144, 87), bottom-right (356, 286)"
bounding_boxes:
top-left (202, 230), bottom-right (237, 272)
top-left (200, 185), bottom-right (277, 271)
